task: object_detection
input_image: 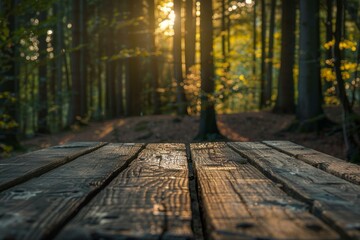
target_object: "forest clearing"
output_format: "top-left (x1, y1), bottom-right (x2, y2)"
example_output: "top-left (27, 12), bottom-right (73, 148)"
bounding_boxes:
top-left (18, 107), bottom-right (352, 161)
top-left (1, 0), bottom-right (360, 163)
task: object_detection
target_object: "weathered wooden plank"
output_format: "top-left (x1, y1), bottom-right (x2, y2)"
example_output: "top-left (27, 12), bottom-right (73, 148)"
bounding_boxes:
top-left (56, 143), bottom-right (193, 240)
top-left (229, 142), bottom-right (360, 239)
top-left (0, 142), bottom-right (107, 192)
top-left (191, 142), bottom-right (338, 240)
top-left (0, 143), bottom-right (143, 240)
top-left (263, 140), bottom-right (360, 185)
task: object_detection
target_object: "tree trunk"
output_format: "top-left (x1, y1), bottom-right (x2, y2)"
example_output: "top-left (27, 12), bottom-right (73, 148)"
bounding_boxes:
top-left (173, 0), bottom-right (188, 115)
top-left (185, 0), bottom-right (196, 75)
top-left (221, 0), bottom-right (227, 63)
top-left (71, 0), bottom-right (88, 123)
top-left (252, 0), bottom-right (257, 78)
top-left (55, 1), bottom-right (64, 129)
top-left (149, 0), bottom-right (161, 114)
top-left (334, 0), bottom-right (360, 162)
top-left (37, 11), bottom-right (48, 133)
top-left (127, 0), bottom-right (142, 116)
top-left (259, 0), bottom-right (266, 109)
top-left (264, 0), bottom-right (276, 106)
top-left (273, 0), bottom-right (296, 114)
top-left (297, 0), bottom-right (327, 131)
top-left (195, 0), bottom-right (222, 140)
top-left (0, 0), bottom-right (20, 149)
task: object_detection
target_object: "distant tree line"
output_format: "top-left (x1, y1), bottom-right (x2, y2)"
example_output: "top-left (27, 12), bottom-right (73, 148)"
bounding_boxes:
top-left (0, 0), bottom-right (359, 161)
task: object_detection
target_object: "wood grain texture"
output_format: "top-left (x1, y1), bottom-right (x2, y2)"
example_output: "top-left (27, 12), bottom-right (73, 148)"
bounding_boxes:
top-left (0, 142), bottom-right (107, 192)
top-left (0, 143), bottom-right (143, 240)
top-left (229, 142), bottom-right (360, 239)
top-left (56, 143), bottom-right (193, 240)
top-left (191, 142), bottom-right (338, 240)
top-left (263, 140), bottom-right (360, 185)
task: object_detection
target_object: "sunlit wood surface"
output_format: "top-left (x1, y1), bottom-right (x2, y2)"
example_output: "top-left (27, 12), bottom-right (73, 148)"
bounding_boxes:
top-left (0, 141), bottom-right (359, 240)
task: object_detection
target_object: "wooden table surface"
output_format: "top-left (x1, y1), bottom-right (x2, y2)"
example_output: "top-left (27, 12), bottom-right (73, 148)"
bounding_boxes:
top-left (0, 141), bottom-right (359, 240)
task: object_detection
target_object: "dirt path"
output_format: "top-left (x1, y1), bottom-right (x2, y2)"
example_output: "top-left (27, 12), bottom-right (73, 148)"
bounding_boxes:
top-left (19, 108), bottom-right (347, 160)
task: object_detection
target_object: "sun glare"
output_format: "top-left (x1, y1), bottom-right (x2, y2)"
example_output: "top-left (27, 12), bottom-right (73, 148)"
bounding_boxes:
top-left (158, 1), bottom-right (175, 36)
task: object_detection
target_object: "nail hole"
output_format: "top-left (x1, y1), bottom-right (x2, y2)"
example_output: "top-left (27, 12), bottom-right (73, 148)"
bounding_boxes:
top-left (236, 222), bottom-right (254, 229)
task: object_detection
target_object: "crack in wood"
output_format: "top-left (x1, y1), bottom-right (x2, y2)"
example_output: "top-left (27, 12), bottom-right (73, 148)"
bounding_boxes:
top-left (186, 143), bottom-right (204, 240)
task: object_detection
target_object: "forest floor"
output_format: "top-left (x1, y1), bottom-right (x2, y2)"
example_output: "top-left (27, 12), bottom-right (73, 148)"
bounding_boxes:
top-left (17, 106), bottom-right (355, 161)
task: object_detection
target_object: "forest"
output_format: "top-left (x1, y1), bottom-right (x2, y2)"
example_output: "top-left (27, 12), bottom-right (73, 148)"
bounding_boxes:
top-left (0, 0), bottom-right (360, 162)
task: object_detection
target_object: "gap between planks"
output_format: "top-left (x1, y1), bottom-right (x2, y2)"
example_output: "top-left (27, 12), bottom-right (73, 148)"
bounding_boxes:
top-left (186, 144), bottom-right (205, 240)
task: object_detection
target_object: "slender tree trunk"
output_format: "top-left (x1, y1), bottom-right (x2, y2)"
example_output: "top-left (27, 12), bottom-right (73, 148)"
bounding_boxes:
top-left (185, 0), bottom-right (196, 75)
top-left (221, 0), bottom-right (227, 63)
top-left (334, 0), bottom-right (360, 162)
top-left (55, 1), bottom-right (64, 129)
top-left (0, 0), bottom-right (20, 148)
top-left (71, 0), bottom-right (87, 123)
top-left (297, 0), bottom-right (327, 131)
top-left (264, 0), bottom-right (276, 106)
top-left (273, 0), bottom-right (296, 113)
top-left (252, 0), bottom-right (257, 78)
top-left (259, 0), bottom-right (267, 109)
top-left (127, 0), bottom-right (142, 116)
top-left (323, 0), bottom-right (334, 93)
top-left (149, 0), bottom-right (161, 114)
top-left (195, 0), bottom-right (222, 140)
top-left (37, 11), bottom-right (48, 133)
top-left (174, 0), bottom-right (188, 115)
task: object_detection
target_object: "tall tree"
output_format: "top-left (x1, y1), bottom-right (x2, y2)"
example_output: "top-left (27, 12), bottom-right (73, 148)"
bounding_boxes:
top-left (71, 0), bottom-right (88, 123)
top-left (252, 0), bottom-right (257, 79)
top-left (185, 0), bottom-right (196, 75)
top-left (55, 1), bottom-right (64, 129)
top-left (173, 0), bottom-right (187, 115)
top-left (333, 0), bottom-right (360, 162)
top-left (104, 0), bottom-right (116, 118)
top-left (0, 0), bottom-right (20, 149)
top-left (264, 0), bottom-right (276, 106)
top-left (195, 0), bottom-right (222, 140)
top-left (148, 0), bottom-right (161, 114)
top-left (273, 0), bottom-right (296, 113)
top-left (297, 0), bottom-right (327, 131)
top-left (126, 0), bottom-right (143, 116)
top-left (259, 0), bottom-right (266, 109)
top-left (37, 10), bottom-right (48, 133)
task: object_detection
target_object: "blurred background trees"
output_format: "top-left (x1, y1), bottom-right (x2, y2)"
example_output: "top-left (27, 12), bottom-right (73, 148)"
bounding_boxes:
top-left (0, 0), bottom-right (359, 161)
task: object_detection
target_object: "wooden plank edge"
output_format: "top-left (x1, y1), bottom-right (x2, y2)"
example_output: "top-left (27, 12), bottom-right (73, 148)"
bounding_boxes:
top-left (227, 142), bottom-right (354, 240)
top-left (263, 141), bottom-right (360, 185)
top-left (49, 143), bottom-right (147, 240)
top-left (0, 142), bottom-right (108, 193)
top-left (186, 144), bottom-right (205, 240)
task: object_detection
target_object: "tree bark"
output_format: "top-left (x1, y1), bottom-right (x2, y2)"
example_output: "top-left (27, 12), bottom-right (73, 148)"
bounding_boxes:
top-left (149, 0), bottom-right (161, 114)
top-left (37, 11), bottom-right (48, 133)
top-left (185, 0), bottom-right (196, 75)
top-left (195, 0), bottom-right (222, 140)
top-left (264, 0), bottom-right (276, 106)
top-left (252, 0), bottom-right (257, 78)
top-left (127, 0), bottom-right (143, 116)
top-left (173, 0), bottom-right (188, 115)
top-left (297, 0), bottom-right (327, 131)
top-left (259, 0), bottom-right (266, 109)
top-left (273, 0), bottom-right (296, 114)
top-left (71, 0), bottom-right (88, 123)
top-left (0, 0), bottom-right (20, 148)
top-left (334, 0), bottom-right (360, 162)
top-left (55, 1), bottom-right (64, 129)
